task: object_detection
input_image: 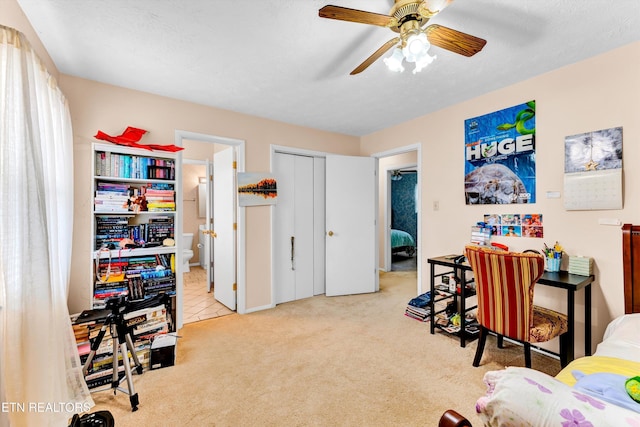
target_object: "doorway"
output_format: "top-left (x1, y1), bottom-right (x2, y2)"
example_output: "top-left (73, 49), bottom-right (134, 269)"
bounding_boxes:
top-left (389, 168), bottom-right (418, 271)
top-left (181, 159), bottom-right (234, 324)
top-left (373, 144), bottom-right (422, 295)
top-left (174, 130), bottom-right (246, 330)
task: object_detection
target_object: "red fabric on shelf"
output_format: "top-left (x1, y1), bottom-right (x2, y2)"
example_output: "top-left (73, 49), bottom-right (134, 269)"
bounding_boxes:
top-left (94, 126), bottom-right (184, 152)
top-left (145, 144), bottom-right (184, 152)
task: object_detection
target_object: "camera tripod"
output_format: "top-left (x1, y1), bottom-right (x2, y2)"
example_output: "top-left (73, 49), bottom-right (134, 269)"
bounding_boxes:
top-left (82, 297), bottom-right (143, 412)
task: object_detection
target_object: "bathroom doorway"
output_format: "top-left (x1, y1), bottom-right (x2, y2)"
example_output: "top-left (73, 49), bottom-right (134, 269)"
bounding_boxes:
top-left (182, 159), bottom-right (233, 323)
top-left (175, 130), bottom-right (245, 329)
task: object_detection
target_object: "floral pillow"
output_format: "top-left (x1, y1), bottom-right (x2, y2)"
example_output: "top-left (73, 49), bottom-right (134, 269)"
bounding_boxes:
top-left (476, 367), bottom-right (640, 427)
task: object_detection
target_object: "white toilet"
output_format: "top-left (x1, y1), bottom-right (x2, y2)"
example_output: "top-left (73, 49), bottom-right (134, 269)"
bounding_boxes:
top-left (182, 233), bottom-right (194, 272)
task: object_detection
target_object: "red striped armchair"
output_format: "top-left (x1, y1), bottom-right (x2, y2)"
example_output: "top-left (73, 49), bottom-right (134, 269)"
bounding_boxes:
top-left (465, 245), bottom-right (569, 368)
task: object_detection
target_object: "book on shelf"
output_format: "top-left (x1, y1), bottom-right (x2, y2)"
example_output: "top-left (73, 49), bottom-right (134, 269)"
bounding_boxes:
top-left (85, 366), bottom-right (126, 387)
top-left (93, 288), bottom-right (128, 301)
top-left (133, 320), bottom-right (168, 337)
top-left (435, 315), bottom-right (450, 327)
top-left (441, 324), bottom-right (461, 334)
top-left (147, 202), bottom-right (176, 212)
top-left (94, 205), bottom-right (130, 213)
top-left (434, 313), bottom-right (480, 336)
top-left (95, 151), bottom-right (176, 180)
top-left (124, 304), bottom-right (167, 326)
top-left (96, 182), bottom-right (129, 192)
top-left (465, 323), bottom-right (480, 335)
top-left (94, 197), bottom-right (129, 205)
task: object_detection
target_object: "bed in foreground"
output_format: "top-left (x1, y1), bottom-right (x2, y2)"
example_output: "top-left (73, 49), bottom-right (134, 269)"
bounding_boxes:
top-left (475, 313), bottom-right (640, 425)
top-left (439, 223), bottom-right (640, 426)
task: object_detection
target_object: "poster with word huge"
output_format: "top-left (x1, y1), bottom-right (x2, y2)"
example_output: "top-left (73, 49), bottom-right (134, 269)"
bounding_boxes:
top-left (464, 100), bottom-right (536, 205)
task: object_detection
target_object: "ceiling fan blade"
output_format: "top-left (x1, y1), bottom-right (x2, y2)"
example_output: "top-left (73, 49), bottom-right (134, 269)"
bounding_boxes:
top-left (319, 5), bottom-right (396, 28)
top-left (350, 37), bottom-right (400, 75)
top-left (425, 24), bottom-right (487, 57)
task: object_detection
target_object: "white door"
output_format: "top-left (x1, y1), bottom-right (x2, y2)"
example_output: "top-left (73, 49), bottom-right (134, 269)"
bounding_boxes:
top-left (325, 155), bottom-right (378, 296)
top-left (273, 153), bottom-right (314, 304)
top-left (313, 157), bottom-right (326, 296)
top-left (213, 147), bottom-right (236, 310)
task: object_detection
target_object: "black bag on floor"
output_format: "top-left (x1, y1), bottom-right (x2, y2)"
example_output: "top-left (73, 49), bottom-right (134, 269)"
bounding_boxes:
top-left (68, 410), bottom-right (115, 427)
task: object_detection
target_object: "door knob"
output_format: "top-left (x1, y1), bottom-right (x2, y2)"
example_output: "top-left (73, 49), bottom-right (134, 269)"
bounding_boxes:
top-left (328, 231), bottom-right (334, 236)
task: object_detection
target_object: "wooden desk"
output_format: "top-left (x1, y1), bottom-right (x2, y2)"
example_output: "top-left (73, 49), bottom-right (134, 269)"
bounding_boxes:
top-left (427, 255), bottom-right (594, 363)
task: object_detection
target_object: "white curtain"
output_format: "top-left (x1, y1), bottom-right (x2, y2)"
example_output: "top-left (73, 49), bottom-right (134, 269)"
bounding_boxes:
top-left (0, 25), bottom-right (94, 426)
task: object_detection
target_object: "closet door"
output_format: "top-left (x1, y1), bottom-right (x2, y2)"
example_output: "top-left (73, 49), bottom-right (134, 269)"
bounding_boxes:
top-left (273, 153), bottom-right (314, 304)
top-left (294, 156), bottom-right (314, 299)
top-left (313, 157), bottom-right (326, 296)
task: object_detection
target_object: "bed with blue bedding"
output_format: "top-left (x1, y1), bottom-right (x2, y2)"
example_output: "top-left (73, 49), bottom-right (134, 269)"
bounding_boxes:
top-left (391, 229), bottom-right (416, 256)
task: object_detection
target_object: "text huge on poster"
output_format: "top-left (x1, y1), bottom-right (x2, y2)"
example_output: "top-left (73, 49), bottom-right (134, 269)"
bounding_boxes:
top-left (464, 100), bottom-right (536, 204)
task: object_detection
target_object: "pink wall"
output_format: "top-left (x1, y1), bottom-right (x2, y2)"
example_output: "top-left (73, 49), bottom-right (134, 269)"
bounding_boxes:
top-left (361, 41), bottom-right (640, 355)
top-left (59, 75), bottom-right (360, 312)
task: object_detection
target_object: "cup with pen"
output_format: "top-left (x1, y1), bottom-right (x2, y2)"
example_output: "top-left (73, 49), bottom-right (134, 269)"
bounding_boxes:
top-left (544, 241), bottom-right (562, 272)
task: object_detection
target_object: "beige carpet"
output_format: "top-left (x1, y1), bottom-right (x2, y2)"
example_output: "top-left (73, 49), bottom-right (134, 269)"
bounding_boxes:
top-left (88, 271), bottom-right (562, 426)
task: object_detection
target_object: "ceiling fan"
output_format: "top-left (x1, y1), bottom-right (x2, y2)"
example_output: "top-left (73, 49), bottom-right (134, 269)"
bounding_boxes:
top-left (318, 0), bottom-right (486, 75)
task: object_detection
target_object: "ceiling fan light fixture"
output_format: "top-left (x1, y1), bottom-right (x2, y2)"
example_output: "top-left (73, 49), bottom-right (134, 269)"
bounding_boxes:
top-left (383, 47), bottom-right (405, 72)
top-left (404, 32), bottom-right (429, 58)
top-left (398, 31), bottom-right (435, 73)
top-left (413, 51), bottom-right (437, 74)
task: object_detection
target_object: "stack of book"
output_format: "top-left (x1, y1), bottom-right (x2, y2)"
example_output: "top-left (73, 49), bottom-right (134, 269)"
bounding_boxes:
top-left (94, 258), bottom-right (129, 301)
top-left (71, 301), bottom-right (171, 389)
top-left (94, 254), bottom-right (175, 303)
top-left (94, 182), bottom-right (130, 213)
top-left (144, 186), bottom-right (175, 212)
top-left (146, 216), bottom-right (174, 243)
top-left (405, 291), bottom-right (431, 322)
top-left (124, 304), bottom-right (170, 370)
top-left (95, 215), bottom-right (131, 249)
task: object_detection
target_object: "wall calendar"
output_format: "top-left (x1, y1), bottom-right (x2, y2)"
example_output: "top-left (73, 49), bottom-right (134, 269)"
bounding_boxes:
top-left (563, 126), bottom-right (623, 211)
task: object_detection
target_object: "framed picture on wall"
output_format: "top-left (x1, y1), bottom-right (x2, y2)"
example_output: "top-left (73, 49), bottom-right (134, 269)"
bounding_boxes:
top-left (238, 172), bottom-right (277, 207)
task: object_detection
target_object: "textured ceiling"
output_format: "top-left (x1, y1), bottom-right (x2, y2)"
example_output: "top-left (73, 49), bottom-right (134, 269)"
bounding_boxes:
top-left (16, 0), bottom-right (640, 136)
